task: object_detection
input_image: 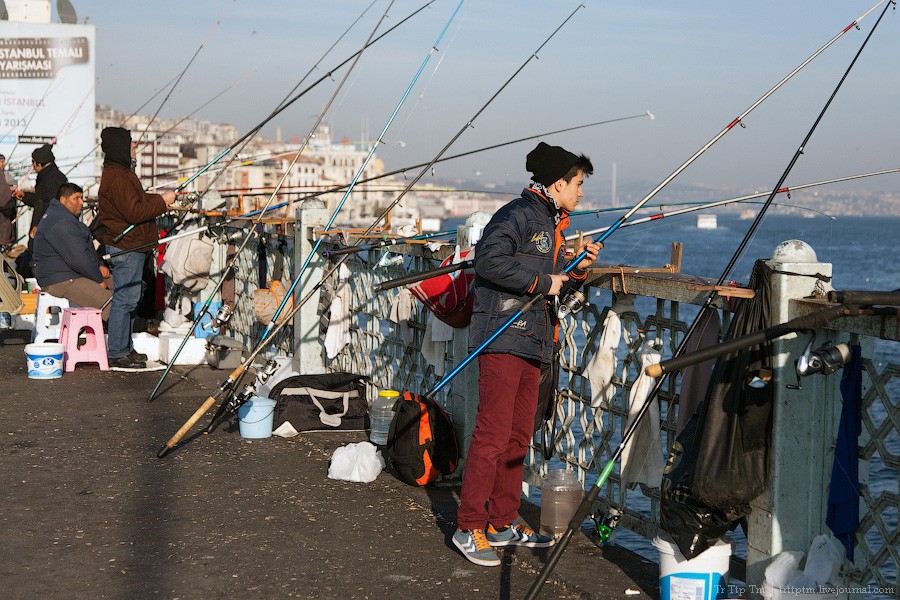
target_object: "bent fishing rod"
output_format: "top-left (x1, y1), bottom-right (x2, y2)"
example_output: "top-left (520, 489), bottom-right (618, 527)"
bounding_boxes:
top-left (162, 0), bottom-right (583, 451)
top-left (112, 0), bottom-right (436, 246)
top-left (146, 0), bottom-right (403, 402)
top-left (525, 3), bottom-right (893, 597)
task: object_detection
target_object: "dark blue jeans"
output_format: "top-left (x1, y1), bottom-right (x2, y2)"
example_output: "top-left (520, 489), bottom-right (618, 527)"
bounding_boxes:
top-left (106, 247), bottom-right (146, 359)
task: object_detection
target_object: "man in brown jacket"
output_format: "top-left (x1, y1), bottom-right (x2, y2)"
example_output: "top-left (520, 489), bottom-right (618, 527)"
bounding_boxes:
top-left (98, 127), bottom-right (175, 369)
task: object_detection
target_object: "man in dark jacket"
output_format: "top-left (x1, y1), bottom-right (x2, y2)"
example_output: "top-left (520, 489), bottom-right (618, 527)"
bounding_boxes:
top-left (98, 127), bottom-right (175, 369)
top-left (33, 182), bottom-right (113, 320)
top-left (14, 144), bottom-right (67, 245)
top-left (452, 142), bottom-right (600, 567)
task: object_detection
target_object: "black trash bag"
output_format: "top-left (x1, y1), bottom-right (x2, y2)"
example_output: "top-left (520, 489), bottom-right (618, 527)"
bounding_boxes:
top-left (661, 259), bottom-right (775, 559)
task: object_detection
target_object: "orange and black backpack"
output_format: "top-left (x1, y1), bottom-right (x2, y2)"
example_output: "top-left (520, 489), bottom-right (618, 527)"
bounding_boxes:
top-left (385, 392), bottom-right (459, 486)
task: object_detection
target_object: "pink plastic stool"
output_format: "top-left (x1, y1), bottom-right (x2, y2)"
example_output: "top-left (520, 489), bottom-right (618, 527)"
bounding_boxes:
top-left (59, 308), bottom-right (109, 372)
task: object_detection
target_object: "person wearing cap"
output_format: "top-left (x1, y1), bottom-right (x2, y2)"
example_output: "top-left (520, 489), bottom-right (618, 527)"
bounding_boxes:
top-left (452, 142), bottom-right (601, 566)
top-left (98, 126), bottom-right (175, 369)
top-left (0, 153), bottom-right (14, 248)
top-left (14, 144), bottom-right (68, 252)
top-left (33, 182), bottom-right (113, 320)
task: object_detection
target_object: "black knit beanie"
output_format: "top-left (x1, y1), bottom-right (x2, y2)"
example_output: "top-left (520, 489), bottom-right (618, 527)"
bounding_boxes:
top-left (32, 144), bottom-right (55, 165)
top-left (101, 126), bottom-right (133, 168)
top-left (525, 142), bottom-right (580, 186)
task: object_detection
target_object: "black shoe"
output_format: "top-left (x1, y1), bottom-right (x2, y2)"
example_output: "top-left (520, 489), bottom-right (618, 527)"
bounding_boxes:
top-left (129, 349), bottom-right (148, 362)
top-left (109, 355), bottom-right (147, 369)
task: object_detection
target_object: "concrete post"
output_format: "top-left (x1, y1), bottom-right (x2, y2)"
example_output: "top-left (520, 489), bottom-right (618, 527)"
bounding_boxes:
top-left (292, 200), bottom-right (328, 375)
top-left (746, 240), bottom-right (839, 595)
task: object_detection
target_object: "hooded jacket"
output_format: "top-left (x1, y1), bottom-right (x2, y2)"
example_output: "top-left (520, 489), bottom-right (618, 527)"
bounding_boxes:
top-left (467, 187), bottom-right (587, 364)
top-left (98, 127), bottom-right (167, 250)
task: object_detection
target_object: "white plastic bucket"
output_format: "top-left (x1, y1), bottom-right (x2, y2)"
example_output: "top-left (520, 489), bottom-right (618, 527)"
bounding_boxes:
top-left (238, 396), bottom-right (276, 439)
top-left (24, 342), bottom-right (64, 379)
top-left (653, 535), bottom-right (732, 600)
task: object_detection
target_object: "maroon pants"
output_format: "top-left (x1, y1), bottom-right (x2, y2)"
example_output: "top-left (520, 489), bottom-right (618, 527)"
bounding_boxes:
top-left (457, 353), bottom-right (540, 531)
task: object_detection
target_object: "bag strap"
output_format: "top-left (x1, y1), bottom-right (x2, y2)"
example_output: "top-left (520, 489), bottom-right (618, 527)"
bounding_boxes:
top-left (294, 387), bottom-right (350, 428)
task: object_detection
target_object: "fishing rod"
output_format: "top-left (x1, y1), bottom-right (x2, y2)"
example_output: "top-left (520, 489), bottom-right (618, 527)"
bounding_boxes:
top-left (194, 3), bottom-right (592, 437)
top-left (156, 0), bottom-right (468, 452)
top-left (322, 229), bottom-right (457, 257)
top-left (135, 0), bottom-right (235, 146)
top-left (525, 3), bottom-right (893, 596)
top-left (113, 0), bottom-right (437, 245)
top-left (645, 301), bottom-right (897, 379)
top-left (568, 165), bottom-right (900, 240)
top-left (146, 0), bottom-right (403, 402)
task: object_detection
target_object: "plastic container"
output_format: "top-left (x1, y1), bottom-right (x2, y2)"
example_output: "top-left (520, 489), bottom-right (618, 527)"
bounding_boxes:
top-left (369, 389), bottom-right (400, 446)
top-left (24, 342), bottom-right (65, 379)
top-left (540, 469), bottom-right (583, 536)
top-left (238, 396), bottom-right (277, 439)
top-left (653, 534), bottom-right (732, 600)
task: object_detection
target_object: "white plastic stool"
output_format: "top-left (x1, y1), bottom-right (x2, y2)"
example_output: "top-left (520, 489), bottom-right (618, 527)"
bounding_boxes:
top-left (32, 292), bottom-right (70, 343)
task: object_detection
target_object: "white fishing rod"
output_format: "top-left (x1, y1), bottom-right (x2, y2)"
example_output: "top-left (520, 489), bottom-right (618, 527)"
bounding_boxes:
top-left (567, 166), bottom-right (900, 240)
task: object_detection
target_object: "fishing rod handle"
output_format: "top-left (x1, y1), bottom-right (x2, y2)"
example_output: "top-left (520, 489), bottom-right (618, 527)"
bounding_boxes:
top-left (827, 290), bottom-right (900, 306)
top-left (156, 395), bottom-right (218, 458)
top-left (644, 304), bottom-right (845, 378)
top-left (373, 259), bottom-right (473, 293)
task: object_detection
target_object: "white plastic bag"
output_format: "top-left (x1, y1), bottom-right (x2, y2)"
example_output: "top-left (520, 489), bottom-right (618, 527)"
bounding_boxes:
top-left (327, 442), bottom-right (385, 483)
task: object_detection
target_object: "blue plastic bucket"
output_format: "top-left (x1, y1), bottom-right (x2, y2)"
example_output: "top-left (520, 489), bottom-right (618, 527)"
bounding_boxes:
top-left (238, 396), bottom-right (277, 439)
top-left (24, 342), bottom-right (65, 379)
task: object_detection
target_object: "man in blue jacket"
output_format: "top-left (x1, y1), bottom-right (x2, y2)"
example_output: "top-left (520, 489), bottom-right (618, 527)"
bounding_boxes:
top-left (33, 183), bottom-right (113, 320)
top-left (453, 142), bottom-right (601, 566)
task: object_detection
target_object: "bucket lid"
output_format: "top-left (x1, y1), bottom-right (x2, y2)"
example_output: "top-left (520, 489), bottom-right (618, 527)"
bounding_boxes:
top-left (25, 342), bottom-right (64, 352)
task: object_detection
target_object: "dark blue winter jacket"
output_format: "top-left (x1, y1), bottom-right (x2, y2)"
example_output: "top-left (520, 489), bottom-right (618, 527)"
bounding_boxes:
top-left (33, 198), bottom-right (103, 287)
top-left (468, 187), bottom-right (587, 364)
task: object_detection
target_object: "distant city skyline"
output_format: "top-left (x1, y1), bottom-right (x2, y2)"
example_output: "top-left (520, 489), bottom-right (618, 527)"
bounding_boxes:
top-left (33, 1), bottom-right (900, 197)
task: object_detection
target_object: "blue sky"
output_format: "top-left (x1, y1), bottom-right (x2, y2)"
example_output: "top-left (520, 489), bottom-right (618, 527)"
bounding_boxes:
top-left (71, 0), bottom-right (900, 194)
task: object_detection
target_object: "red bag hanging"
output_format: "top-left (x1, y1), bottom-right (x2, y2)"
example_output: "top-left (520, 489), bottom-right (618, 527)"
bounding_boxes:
top-left (408, 247), bottom-right (474, 329)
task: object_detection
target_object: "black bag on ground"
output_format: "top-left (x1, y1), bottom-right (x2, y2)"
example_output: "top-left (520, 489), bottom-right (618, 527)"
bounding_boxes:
top-left (386, 391), bottom-right (459, 486)
top-left (269, 372), bottom-right (369, 432)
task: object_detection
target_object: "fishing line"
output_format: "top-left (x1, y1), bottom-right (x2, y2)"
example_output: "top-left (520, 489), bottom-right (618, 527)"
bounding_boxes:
top-left (525, 2), bottom-right (894, 595)
top-left (147, 0), bottom-right (402, 402)
top-left (135, 0), bottom-right (235, 146)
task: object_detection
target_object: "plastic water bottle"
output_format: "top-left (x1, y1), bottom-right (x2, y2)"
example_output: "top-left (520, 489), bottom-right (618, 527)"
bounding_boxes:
top-left (369, 389), bottom-right (399, 446)
top-left (540, 469), bottom-right (584, 536)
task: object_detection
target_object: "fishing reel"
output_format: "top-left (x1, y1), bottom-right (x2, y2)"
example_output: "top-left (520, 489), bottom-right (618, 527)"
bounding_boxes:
top-left (592, 507), bottom-right (621, 544)
top-left (557, 290), bottom-right (587, 320)
top-left (225, 382), bottom-right (258, 414)
top-left (211, 303), bottom-right (234, 331)
top-left (796, 335), bottom-right (851, 377)
top-left (257, 357), bottom-right (281, 384)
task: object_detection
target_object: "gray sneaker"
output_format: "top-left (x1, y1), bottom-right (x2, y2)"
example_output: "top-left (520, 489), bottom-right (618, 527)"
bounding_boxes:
top-left (452, 529), bottom-right (501, 567)
top-left (486, 522), bottom-right (555, 548)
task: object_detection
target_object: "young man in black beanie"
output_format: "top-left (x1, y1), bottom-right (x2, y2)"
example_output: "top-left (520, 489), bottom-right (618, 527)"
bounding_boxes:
top-left (452, 142), bottom-right (601, 566)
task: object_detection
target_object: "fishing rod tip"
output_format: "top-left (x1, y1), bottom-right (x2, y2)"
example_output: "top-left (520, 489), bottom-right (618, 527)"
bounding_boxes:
top-left (646, 111), bottom-right (655, 120)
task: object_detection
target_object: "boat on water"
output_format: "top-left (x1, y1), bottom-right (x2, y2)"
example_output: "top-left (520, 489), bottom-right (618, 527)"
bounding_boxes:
top-left (696, 213), bottom-right (718, 229)
top-left (740, 208), bottom-right (755, 220)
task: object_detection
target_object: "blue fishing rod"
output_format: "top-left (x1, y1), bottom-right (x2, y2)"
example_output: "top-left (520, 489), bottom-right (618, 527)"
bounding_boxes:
top-left (147, 0), bottom-right (404, 403)
top-left (525, 1), bottom-right (894, 596)
top-left (156, 0), bottom-right (467, 454)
